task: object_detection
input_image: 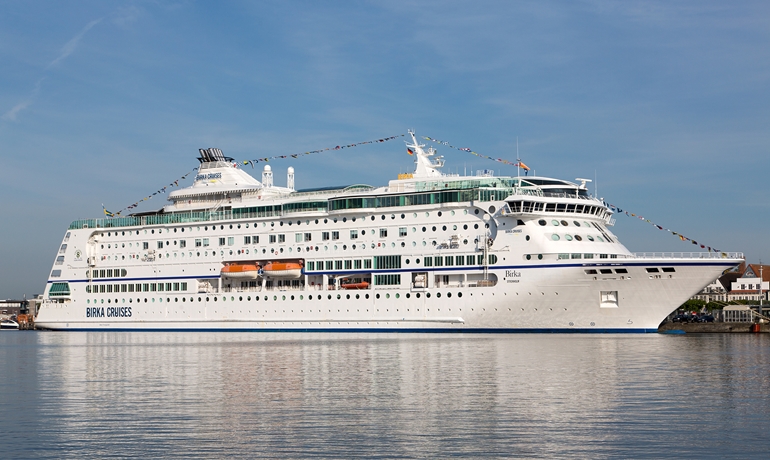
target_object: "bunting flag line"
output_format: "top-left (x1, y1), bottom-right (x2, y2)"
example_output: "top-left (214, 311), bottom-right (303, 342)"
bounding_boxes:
top-left (422, 136), bottom-right (531, 171)
top-left (603, 202), bottom-right (725, 255)
top-left (105, 168), bottom-right (198, 218)
top-left (239, 134), bottom-right (405, 167)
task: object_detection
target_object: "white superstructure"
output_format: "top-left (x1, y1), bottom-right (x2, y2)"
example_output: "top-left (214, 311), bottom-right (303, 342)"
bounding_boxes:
top-left (36, 132), bottom-right (743, 332)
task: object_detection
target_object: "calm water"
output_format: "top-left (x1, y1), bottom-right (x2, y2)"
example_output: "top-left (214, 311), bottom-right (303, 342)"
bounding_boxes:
top-left (1, 332), bottom-right (769, 459)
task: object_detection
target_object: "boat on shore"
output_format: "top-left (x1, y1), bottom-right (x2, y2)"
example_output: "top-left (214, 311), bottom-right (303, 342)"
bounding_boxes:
top-left (1, 319), bottom-right (19, 330)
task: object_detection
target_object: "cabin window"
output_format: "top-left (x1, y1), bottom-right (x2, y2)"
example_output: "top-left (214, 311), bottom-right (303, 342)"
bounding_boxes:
top-left (350, 230), bottom-right (358, 239)
top-left (332, 231), bottom-right (339, 240)
top-left (380, 229), bottom-right (388, 238)
top-left (399, 227), bottom-right (407, 237)
top-left (180, 240), bottom-right (186, 248)
top-left (304, 233), bottom-right (311, 242)
top-left (195, 239), bottom-right (202, 247)
top-left (244, 236), bottom-right (251, 244)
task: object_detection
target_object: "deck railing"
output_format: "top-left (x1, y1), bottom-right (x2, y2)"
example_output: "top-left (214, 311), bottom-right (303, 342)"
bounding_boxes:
top-left (632, 252), bottom-right (744, 260)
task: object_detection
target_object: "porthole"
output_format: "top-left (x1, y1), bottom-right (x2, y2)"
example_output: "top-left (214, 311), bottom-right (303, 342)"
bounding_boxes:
top-left (458, 292), bottom-right (462, 298)
top-left (597, 236), bottom-right (605, 242)
top-left (376, 294), bottom-right (380, 299)
top-left (442, 226), bottom-right (447, 231)
top-left (422, 227), bottom-right (427, 232)
top-left (381, 215), bottom-right (385, 220)
top-left (416, 293), bottom-right (421, 299)
top-left (406, 293), bottom-right (411, 299)
top-left (489, 206), bottom-right (495, 213)
top-left (416, 258), bottom-right (420, 264)
top-left (426, 293), bottom-right (431, 298)
top-left (573, 221), bottom-right (581, 227)
top-left (526, 254), bottom-right (531, 260)
top-left (437, 293), bottom-right (441, 298)
top-left (525, 235), bottom-right (530, 241)
top-left (474, 209), bottom-right (479, 214)
top-left (463, 224), bottom-right (468, 230)
top-left (438, 211), bottom-right (442, 217)
top-left (453, 225), bottom-right (457, 231)
top-left (401, 214), bottom-right (405, 219)
top-left (474, 224), bottom-right (479, 229)
top-left (365, 294), bottom-right (369, 299)
top-left (565, 235), bottom-right (573, 241)
top-left (551, 220), bottom-right (559, 226)
top-left (575, 235), bottom-right (583, 241)
top-left (395, 293), bottom-right (400, 299)
top-left (552, 234), bottom-right (560, 241)
top-left (386, 293), bottom-right (390, 299)
top-left (432, 226), bottom-right (436, 231)
top-left (538, 254), bottom-right (543, 260)
top-left (405, 259), bottom-right (410, 264)
top-left (587, 235), bottom-right (595, 241)
top-left (560, 220), bottom-right (569, 226)
top-left (539, 219), bottom-right (546, 226)
top-left (447, 293), bottom-right (452, 298)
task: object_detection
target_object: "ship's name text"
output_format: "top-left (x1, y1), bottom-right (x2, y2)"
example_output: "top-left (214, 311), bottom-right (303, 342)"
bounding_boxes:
top-left (86, 307), bottom-right (132, 318)
top-left (195, 173), bottom-right (222, 181)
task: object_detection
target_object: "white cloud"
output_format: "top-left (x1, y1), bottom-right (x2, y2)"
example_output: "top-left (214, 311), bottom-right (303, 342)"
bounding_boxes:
top-left (2, 77), bottom-right (44, 121)
top-left (47, 18), bottom-right (102, 69)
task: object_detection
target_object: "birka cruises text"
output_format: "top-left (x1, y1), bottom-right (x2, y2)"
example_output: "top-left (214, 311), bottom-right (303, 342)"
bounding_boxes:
top-left (86, 307), bottom-right (132, 318)
top-left (195, 172), bottom-right (222, 181)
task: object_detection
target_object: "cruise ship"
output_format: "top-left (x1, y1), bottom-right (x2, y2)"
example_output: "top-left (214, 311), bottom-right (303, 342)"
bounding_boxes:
top-left (35, 132), bottom-right (742, 332)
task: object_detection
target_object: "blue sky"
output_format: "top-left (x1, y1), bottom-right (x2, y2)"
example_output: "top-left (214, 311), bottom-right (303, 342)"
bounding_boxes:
top-left (1, 0), bottom-right (768, 299)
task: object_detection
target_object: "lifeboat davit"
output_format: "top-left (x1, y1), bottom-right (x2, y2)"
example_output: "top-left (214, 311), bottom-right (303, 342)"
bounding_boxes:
top-left (221, 263), bottom-right (261, 280)
top-left (262, 261), bottom-right (303, 279)
top-left (339, 281), bottom-right (370, 290)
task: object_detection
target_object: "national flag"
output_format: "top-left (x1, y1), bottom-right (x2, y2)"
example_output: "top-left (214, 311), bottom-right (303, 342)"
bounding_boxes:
top-left (516, 162), bottom-right (530, 171)
top-left (407, 148), bottom-right (414, 156)
top-left (103, 205), bottom-right (114, 218)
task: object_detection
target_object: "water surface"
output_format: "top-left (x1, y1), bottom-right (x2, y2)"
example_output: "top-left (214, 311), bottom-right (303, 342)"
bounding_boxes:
top-left (1, 332), bottom-right (768, 458)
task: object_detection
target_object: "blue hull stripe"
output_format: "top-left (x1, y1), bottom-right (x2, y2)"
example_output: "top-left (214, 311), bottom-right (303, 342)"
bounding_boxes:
top-left (38, 327), bottom-right (657, 333)
top-left (48, 260), bottom-right (738, 284)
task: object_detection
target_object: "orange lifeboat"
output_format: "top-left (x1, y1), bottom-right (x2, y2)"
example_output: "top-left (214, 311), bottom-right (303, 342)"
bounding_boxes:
top-left (339, 281), bottom-right (370, 290)
top-left (262, 261), bottom-right (303, 279)
top-left (221, 263), bottom-right (261, 280)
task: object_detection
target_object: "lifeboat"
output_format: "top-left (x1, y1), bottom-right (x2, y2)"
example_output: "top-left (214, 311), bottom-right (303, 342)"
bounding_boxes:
top-left (221, 263), bottom-right (261, 280)
top-left (339, 280), bottom-right (370, 290)
top-left (262, 261), bottom-right (303, 279)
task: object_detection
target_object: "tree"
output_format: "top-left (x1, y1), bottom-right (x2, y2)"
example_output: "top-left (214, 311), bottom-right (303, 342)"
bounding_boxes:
top-left (679, 299), bottom-right (707, 312)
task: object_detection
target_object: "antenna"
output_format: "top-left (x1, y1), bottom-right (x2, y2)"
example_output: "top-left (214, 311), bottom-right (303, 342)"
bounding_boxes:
top-left (516, 137), bottom-right (520, 180)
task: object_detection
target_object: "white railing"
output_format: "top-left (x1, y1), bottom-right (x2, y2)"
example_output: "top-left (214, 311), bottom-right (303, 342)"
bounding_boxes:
top-left (632, 252), bottom-right (744, 260)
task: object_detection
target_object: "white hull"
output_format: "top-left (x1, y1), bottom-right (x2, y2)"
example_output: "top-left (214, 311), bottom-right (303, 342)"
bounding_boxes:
top-left (36, 258), bottom-right (736, 332)
top-left (36, 133), bottom-right (742, 332)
